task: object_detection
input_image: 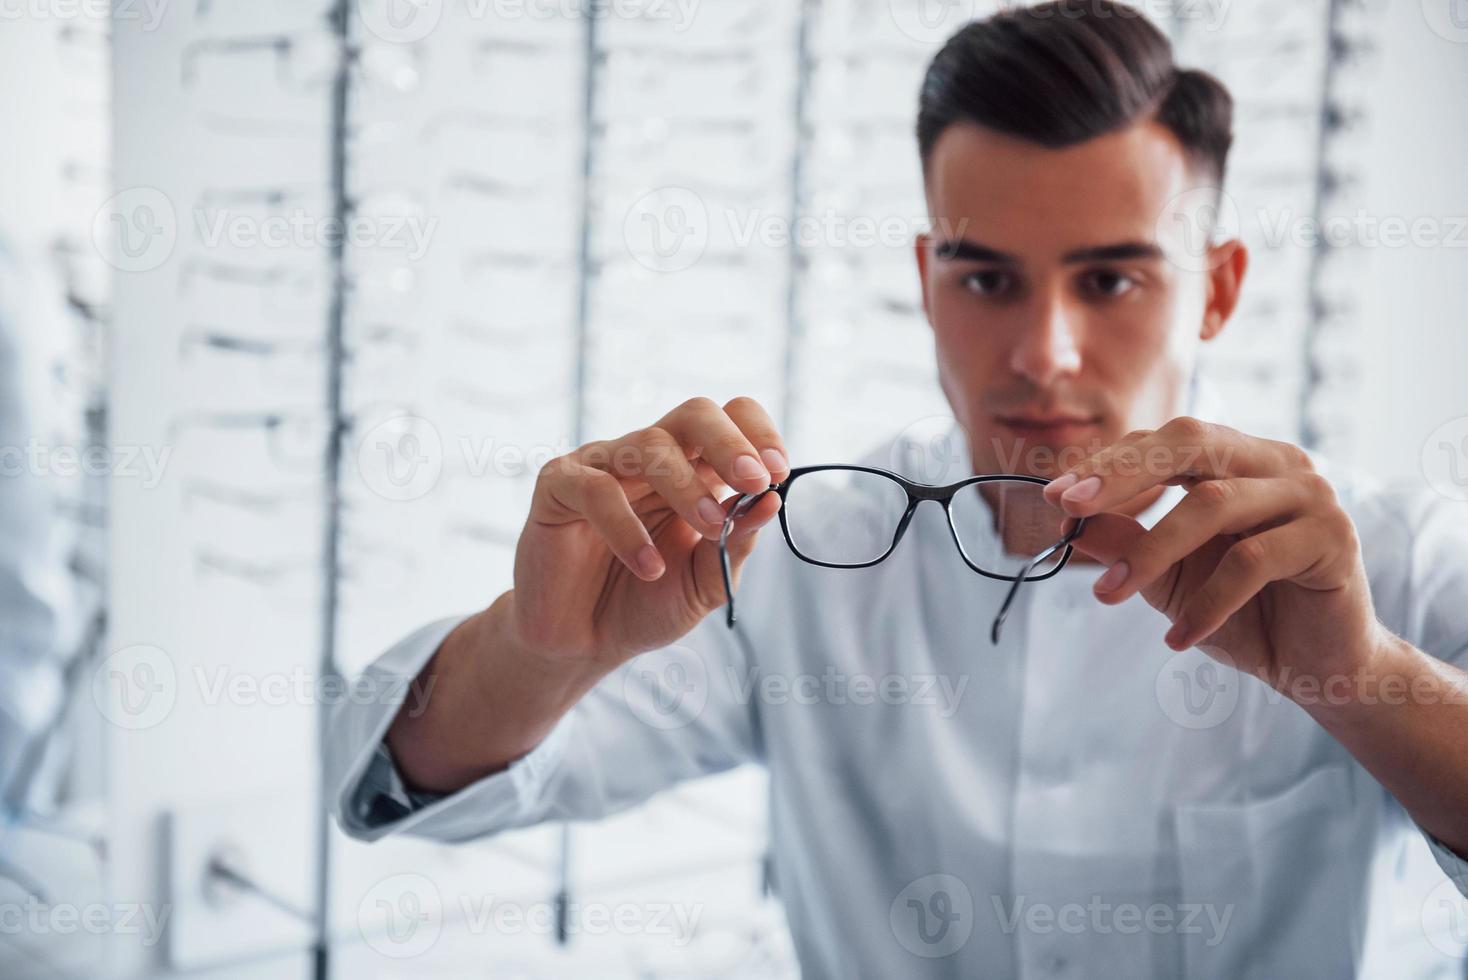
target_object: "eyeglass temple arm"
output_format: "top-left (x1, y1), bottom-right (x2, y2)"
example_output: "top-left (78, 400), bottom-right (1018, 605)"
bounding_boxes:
top-left (720, 489), bottom-right (773, 628)
top-left (989, 517), bottom-right (1086, 645)
top-left (720, 509), bottom-right (740, 629)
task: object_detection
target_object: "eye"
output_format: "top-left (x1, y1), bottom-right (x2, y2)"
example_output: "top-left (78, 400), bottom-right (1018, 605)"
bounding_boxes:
top-left (1081, 268), bottom-right (1137, 298)
top-left (961, 269), bottom-right (1014, 297)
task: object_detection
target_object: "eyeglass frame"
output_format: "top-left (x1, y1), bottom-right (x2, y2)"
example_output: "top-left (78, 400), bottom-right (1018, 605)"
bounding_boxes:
top-left (718, 464), bottom-right (1087, 644)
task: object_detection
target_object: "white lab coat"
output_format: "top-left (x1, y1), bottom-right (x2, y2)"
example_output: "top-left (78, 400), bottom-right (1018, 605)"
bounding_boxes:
top-left (328, 379), bottom-right (1468, 978)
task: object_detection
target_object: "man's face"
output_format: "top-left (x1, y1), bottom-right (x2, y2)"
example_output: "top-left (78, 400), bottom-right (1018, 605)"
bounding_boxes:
top-left (916, 119), bottom-right (1243, 494)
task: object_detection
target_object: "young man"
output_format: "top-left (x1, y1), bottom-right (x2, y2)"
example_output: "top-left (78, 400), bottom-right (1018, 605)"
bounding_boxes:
top-left (328, 4), bottom-right (1468, 976)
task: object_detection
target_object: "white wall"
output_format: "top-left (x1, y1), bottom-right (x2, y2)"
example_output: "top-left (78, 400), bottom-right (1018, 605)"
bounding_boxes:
top-left (1347, 7), bottom-right (1468, 485)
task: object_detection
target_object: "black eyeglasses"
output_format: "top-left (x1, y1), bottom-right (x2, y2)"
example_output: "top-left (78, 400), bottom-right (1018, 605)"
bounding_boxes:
top-left (719, 464), bottom-right (1086, 644)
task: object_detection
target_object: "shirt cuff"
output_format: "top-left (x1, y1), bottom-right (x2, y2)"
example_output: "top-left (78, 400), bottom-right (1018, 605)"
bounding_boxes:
top-left (1423, 825), bottom-right (1468, 895)
top-left (341, 710), bottom-right (575, 842)
top-left (352, 740), bottom-right (448, 825)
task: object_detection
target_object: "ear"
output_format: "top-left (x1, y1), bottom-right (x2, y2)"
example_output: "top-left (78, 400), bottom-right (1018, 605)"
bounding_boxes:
top-left (914, 232), bottom-right (933, 326)
top-left (1201, 238), bottom-right (1248, 342)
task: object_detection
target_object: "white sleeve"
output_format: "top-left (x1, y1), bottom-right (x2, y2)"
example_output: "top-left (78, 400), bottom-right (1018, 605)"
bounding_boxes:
top-left (325, 537), bottom-right (778, 844)
top-left (1397, 489), bottom-right (1468, 670)
top-left (1378, 486), bottom-right (1468, 886)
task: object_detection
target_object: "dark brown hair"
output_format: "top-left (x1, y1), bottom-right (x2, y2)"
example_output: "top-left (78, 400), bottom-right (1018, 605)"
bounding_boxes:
top-left (917, 1), bottom-right (1234, 183)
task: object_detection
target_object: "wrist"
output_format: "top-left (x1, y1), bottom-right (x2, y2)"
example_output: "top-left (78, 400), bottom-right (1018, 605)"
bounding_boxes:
top-left (464, 592), bottom-right (610, 746)
top-left (1290, 627), bottom-right (1454, 730)
top-left (484, 590), bottom-right (610, 692)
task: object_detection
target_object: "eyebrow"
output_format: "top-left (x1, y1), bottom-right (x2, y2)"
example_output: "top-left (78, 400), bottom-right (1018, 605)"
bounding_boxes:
top-left (932, 239), bottom-right (1165, 264)
top-left (932, 239), bottom-right (1018, 264)
top-left (1061, 241), bottom-right (1165, 263)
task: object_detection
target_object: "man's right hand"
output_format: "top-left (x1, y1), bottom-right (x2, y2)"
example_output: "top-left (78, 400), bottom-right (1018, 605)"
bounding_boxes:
top-left (514, 395), bottom-right (790, 664)
top-left (385, 396), bottom-right (788, 792)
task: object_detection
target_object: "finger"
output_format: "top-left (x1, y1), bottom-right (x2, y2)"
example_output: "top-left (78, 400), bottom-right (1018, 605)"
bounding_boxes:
top-left (1092, 477), bottom-right (1310, 605)
top-left (1165, 518), bottom-right (1327, 651)
top-left (534, 461), bottom-right (666, 581)
top-left (719, 395), bottom-right (791, 483)
top-left (690, 490), bottom-right (782, 613)
top-left (1043, 417), bottom-right (1307, 518)
top-left (1066, 511), bottom-right (1146, 567)
top-left (583, 425), bottom-right (731, 540)
top-left (721, 489), bottom-right (782, 554)
top-left (656, 396), bottom-right (774, 495)
top-left (1068, 511), bottom-right (1228, 620)
top-left (633, 459), bottom-right (725, 514)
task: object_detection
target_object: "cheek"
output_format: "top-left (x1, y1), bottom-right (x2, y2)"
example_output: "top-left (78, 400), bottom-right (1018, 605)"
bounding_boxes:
top-left (930, 298), bottom-right (1010, 391)
top-left (929, 288), bottom-right (1001, 355)
top-left (1089, 298), bottom-right (1195, 424)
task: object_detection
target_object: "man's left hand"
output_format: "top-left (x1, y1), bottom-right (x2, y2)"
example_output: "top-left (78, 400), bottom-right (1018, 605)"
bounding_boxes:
top-left (1043, 416), bottom-right (1391, 688)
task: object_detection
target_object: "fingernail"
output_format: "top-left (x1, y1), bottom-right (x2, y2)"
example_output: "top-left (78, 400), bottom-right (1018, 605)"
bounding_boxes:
top-left (1165, 620), bottom-right (1189, 649)
top-left (734, 454), bottom-right (768, 481)
top-left (1062, 475), bottom-right (1103, 503)
top-left (1046, 473), bottom-right (1078, 496)
top-left (637, 544), bottom-right (665, 579)
top-left (1094, 560), bottom-right (1129, 594)
top-left (697, 497), bottom-right (726, 527)
top-left (760, 447), bottom-right (788, 476)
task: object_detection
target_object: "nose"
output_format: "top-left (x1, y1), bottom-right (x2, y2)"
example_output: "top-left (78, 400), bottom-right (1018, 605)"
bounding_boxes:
top-left (1008, 289), bottom-right (1083, 388)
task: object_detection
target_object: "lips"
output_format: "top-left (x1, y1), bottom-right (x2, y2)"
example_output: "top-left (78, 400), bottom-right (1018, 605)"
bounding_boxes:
top-left (995, 413), bottom-right (1099, 429)
top-left (993, 413), bottom-right (1101, 447)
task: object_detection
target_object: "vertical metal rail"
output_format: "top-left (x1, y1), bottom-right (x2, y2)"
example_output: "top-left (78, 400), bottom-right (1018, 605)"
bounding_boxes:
top-left (1297, 0), bottom-right (1345, 450)
top-left (781, 0), bottom-right (816, 439)
top-left (313, 1), bottom-right (353, 976)
top-left (757, 0), bottom-right (819, 901)
top-left (557, 0), bottom-right (604, 947)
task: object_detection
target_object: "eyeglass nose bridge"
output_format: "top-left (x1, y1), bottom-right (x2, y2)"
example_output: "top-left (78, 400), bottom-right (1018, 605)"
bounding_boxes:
top-left (903, 481), bottom-right (956, 502)
top-left (883, 494), bottom-right (929, 554)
